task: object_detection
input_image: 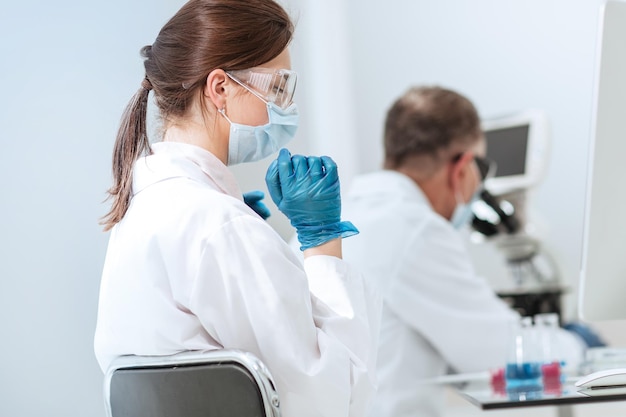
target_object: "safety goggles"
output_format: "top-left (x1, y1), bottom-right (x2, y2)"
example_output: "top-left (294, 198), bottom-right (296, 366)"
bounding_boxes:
top-left (226, 68), bottom-right (297, 110)
top-left (453, 153), bottom-right (497, 182)
top-left (474, 155), bottom-right (497, 181)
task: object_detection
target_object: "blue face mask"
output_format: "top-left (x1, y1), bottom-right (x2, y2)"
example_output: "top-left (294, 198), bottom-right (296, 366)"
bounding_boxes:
top-left (220, 102), bottom-right (299, 165)
top-left (451, 190), bottom-right (481, 229)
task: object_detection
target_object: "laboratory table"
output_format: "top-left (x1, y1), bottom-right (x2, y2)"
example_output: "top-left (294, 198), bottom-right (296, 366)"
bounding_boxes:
top-left (458, 378), bottom-right (626, 417)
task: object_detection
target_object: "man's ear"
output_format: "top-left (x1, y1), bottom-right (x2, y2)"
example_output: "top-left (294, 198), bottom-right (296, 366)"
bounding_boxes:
top-left (204, 69), bottom-right (230, 110)
top-left (449, 151), bottom-right (475, 191)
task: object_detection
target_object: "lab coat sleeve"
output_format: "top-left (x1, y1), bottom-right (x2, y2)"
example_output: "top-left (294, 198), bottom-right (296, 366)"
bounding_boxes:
top-left (387, 218), bottom-right (519, 374)
top-left (188, 215), bottom-right (381, 417)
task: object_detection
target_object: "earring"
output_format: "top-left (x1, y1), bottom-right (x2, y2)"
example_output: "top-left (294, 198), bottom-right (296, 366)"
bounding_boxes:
top-left (218, 106), bottom-right (232, 123)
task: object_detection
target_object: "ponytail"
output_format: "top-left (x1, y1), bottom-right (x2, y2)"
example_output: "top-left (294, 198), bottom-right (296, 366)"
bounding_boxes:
top-left (101, 78), bottom-right (152, 231)
top-left (100, 0), bottom-right (295, 231)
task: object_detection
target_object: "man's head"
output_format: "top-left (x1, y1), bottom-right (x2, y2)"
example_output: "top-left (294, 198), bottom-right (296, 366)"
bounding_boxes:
top-left (383, 86), bottom-right (491, 223)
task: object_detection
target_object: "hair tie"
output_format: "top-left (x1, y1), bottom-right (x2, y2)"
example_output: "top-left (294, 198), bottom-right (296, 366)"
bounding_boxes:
top-left (141, 77), bottom-right (153, 91)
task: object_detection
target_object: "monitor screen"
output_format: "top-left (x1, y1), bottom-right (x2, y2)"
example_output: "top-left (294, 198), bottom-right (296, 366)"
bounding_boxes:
top-left (485, 125), bottom-right (529, 177)
top-left (481, 111), bottom-right (548, 196)
top-left (578, 0), bottom-right (626, 322)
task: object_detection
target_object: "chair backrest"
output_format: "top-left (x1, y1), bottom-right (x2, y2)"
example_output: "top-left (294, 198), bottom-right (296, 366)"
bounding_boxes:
top-left (103, 349), bottom-right (281, 417)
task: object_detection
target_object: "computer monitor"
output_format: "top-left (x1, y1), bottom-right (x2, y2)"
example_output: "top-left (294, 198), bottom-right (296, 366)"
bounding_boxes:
top-left (481, 110), bottom-right (550, 197)
top-left (579, 0), bottom-right (626, 322)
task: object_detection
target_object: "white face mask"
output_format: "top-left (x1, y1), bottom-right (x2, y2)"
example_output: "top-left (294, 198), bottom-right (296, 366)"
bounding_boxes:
top-left (219, 102), bottom-right (299, 165)
top-left (450, 157), bottom-right (485, 229)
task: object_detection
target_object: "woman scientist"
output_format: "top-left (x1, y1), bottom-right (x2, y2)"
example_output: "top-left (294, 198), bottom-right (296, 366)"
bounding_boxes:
top-left (93, 1), bottom-right (380, 416)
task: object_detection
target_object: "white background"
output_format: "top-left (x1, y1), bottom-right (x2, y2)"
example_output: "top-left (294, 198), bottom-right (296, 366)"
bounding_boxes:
top-left (1, 0), bottom-right (624, 416)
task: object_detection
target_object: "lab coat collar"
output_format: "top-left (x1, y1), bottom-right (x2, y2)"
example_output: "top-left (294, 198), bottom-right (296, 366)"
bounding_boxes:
top-left (349, 170), bottom-right (433, 209)
top-left (133, 141), bottom-right (243, 200)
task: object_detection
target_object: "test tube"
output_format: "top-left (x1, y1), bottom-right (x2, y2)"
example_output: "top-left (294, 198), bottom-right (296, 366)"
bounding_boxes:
top-left (505, 316), bottom-right (543, 391)
top-left (534, 313), bottom-right (562, 387)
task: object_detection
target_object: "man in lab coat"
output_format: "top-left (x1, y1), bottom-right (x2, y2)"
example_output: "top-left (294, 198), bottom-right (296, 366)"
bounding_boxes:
top-left (341, 86), bottom-right (586, 417)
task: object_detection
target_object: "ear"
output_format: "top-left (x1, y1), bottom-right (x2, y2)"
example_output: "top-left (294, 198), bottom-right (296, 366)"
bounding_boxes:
top-left (203, 69), bottom-right (230, 110)
top-left (448, 151), bottom-right (475, 192)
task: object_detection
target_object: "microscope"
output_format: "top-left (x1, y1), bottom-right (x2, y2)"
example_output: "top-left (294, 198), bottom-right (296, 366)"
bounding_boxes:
top-left (465, 110), bottom-right (565, 319)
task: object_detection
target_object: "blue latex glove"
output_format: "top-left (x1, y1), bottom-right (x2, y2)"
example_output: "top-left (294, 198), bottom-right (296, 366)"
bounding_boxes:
top-left (265, 148), bottom-right (358, 250)
top-left (243, 190), bottom-right (271, 220)
top-left (563, 321), bottom-right (607, 349)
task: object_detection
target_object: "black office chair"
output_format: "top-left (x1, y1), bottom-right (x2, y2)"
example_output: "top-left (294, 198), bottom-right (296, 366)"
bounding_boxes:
top-left (103, 349), bottom-right (281, 417)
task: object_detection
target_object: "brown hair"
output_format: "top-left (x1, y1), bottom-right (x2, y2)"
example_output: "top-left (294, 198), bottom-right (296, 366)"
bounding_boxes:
top-left (383, 86), bottom-right (482, 171)
top-left (101, 0), bottom-right (294, 231)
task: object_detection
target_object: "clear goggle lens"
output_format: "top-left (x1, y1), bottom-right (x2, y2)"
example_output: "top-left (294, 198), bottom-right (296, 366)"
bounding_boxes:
top-left (227, 68), bottom-right (297, 109)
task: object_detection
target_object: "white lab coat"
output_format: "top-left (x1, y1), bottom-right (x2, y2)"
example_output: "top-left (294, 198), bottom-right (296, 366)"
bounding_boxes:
top-left (340, 170), bottom-right (584, 417)
top-left (94, 142), bottom-right (381, 417)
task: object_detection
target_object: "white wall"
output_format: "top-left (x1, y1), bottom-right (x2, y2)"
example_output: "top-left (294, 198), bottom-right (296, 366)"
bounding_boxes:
top-left (287, 0), bottom-right (626, 342)
top-left (336, 0), bottom-right (605, 320)
top-left (0, 1), bottom-right (182, 415)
